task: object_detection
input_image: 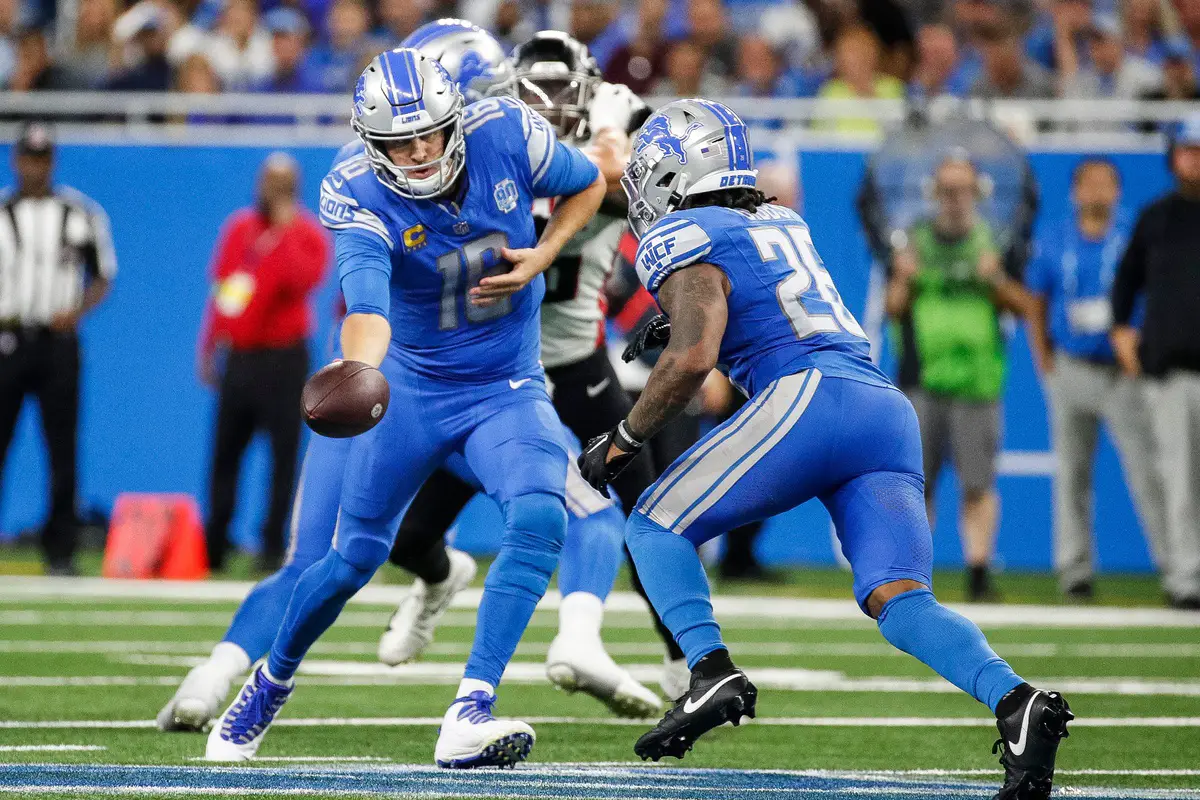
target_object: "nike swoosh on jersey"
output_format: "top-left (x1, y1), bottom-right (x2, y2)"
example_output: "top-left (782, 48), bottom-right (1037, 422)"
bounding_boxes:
top-left (682, 673), bottom-right (741, 714)
top-left (1007, 691), bottom-right (1042, 756)
top-left (509, 378), bottom-right (533, 389)
top-left (585, 377), bottom-right (612, 398)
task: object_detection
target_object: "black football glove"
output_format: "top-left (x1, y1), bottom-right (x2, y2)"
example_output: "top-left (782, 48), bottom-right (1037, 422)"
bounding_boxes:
top-left (622, 314), bottom-right (671, 363)
top-left (578, 420), bottom-right (645, 497)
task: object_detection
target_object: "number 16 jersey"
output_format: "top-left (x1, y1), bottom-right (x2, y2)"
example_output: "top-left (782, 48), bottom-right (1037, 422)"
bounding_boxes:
top-left (633, 204), bottom-right (892, 397)
top-left (318, 96), bottom-right (599, 383)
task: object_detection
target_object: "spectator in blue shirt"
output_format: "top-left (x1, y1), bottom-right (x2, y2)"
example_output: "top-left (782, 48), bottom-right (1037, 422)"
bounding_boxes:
top-left (254, 8), bottom-right (321, 92)
top-left (1025, 158), bottom-right (1168, 602)
top-left (306, 0), bottom-right (369, 93)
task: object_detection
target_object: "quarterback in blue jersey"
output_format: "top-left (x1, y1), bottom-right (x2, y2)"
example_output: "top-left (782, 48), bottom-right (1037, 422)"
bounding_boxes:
top-left (204, 48), bottom-right (606, 768)
top-left (578, 99), bottom-right (1073, 800)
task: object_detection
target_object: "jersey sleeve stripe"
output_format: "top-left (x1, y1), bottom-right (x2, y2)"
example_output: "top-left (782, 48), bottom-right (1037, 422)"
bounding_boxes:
top-left (326, 219), bottom-right (395, 248)
top-left (528, 113), bottom-right (555, 184)
top-left (644, 217), bottom-right (691, 240)
top-left (463, 109), bottom-right (505, 133)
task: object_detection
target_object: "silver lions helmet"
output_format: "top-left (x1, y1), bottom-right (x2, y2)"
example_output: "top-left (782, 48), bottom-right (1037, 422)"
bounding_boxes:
top-left (400, 18), bottom-right (511, 103)
top-left (623, 99), bottom-right (758, 238)
top-left (351, 48), bottom-right (465, 199)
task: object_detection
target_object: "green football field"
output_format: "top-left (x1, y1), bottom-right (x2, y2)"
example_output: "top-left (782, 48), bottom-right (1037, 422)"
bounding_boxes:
top-left (0, 565), bottom-right (1197, 799)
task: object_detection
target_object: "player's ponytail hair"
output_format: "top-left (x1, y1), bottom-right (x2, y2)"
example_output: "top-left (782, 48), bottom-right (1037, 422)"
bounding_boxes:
top-left (680, 188), bottom-right (775, 214)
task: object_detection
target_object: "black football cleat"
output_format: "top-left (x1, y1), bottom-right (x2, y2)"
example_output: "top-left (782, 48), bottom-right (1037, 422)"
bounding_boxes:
top-left (633, 668), bottom-right (757, 761)
top-left (992, 689), bottom-right (1074, 800)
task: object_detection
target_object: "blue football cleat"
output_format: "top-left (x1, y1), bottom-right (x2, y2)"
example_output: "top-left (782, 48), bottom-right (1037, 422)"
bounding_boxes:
top-left (205, 666), bottom-right (293, 761)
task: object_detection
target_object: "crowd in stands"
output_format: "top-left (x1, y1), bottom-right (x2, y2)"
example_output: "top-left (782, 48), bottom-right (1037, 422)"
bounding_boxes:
top-left (2, 0), bottom-right (1199, 106)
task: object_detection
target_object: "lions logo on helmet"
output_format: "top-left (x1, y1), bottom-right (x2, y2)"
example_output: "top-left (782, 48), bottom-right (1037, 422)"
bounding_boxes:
top-left (636, 116), bottom-right (703, 165)
top-left (623, 99), bottom-right (758, 238)
top-left (351, 48), bottom-right (466, 199)
top-left (400, 19), bottom-right (510, 103)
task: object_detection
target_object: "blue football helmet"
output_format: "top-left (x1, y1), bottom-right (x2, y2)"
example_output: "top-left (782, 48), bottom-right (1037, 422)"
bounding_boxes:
top-left (351, 48), bottom-right (465, 199)
top-left (400, 19), bottom-right (510, 103)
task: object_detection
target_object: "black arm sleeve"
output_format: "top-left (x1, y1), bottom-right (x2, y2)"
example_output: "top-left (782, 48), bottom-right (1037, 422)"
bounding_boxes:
top-left (1111, 208), bottom-right (1150, 325)
top-left (1003, 164), bottom-right (1040, 280)
top-left (856, 163), bottom-right (893, 265)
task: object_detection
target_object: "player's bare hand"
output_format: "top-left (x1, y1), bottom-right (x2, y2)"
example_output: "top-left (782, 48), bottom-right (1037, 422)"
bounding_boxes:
top-left (470, 246), bottom-right (555, 307)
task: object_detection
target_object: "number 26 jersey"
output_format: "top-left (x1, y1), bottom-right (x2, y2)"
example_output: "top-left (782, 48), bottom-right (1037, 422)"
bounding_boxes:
top-left (318, 96), bottom-right (599, 383)
top-left (634, 204), bottom-right (892, 397)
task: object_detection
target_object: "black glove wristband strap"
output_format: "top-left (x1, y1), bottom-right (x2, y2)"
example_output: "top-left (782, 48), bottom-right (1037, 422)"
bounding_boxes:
top-left (615, 420), bottom-right (645, 451)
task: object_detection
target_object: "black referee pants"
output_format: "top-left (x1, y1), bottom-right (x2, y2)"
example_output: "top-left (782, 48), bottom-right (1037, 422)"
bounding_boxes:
top-left (0, 328), bottom-right (80, 570)
top-left (205, 344), bottom-right (308, 571)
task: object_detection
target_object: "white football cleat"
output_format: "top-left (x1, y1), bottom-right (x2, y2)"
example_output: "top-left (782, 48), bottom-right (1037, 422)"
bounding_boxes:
top-left (434, 691), bottom-right (535, 769)
top-left (157, 662), bottom-right (236, 732)
top-left (379, 548), bottom-right (477, 666)
top-left (204, 666), bottom-right (293, 762)
top-left (660, 655), bottom-right (691, 701)
top-left (546, 633), bottom-right (663, 718)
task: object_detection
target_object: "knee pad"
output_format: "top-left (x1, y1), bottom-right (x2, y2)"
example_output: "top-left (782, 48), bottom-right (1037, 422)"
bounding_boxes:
top-left (505, 491), bottom-right (567, 546)
top-left (333, 511), bottom-right (397, 573)
top-left (501, 491), bottom-right (567, 573)
top-left (322, 548), bottom-right (377, 597)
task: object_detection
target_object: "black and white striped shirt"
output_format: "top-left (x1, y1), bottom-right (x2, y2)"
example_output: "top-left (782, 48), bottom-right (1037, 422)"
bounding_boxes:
top-left (0, 186), bottom-right (117, 326)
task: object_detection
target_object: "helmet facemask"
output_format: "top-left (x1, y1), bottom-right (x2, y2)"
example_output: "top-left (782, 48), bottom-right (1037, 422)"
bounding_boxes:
top-left (506, 63), bottom-right (596, 143)
top-left (354, 101), bottom-right (466, 199)
top-left (621, 148), bottom-right (689, 239)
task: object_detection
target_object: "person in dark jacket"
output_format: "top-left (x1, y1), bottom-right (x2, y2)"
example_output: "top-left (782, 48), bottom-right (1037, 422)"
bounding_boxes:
top-left (1110, 117), bottom-right (1200, 609)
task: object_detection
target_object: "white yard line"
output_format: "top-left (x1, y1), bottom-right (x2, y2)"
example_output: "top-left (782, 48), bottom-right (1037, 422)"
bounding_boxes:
top-left (185, 756), bottom-right (393, 763)
top-left (2, 576), bottom-right (1197, 628)
top-left (0, 745), bottom-right (106, 752)
top-left (3, 715), bottom-right (1199, 730)
top-left (5, 639), bottom-right (1200, 659)
top-left (7, 658), bottom-right (1200, 697)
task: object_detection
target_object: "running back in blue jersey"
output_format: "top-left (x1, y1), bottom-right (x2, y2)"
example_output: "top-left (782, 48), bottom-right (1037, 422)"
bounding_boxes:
top-left (319, 95), bottom-right (583, 382)
top-left (634, 203), bottom-right (890, 396)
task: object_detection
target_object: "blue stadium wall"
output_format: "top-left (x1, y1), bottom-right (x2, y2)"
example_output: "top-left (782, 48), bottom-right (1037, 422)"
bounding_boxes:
top-left (0, 143), bottom-right (1174, 573)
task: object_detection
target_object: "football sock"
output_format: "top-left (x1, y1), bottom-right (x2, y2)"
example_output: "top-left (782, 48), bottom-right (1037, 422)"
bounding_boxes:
top-left (208, 641), bottom-right (251, 681)
top-left (558, 591), bottom-right (604, 639)
top-left (221, 562), bottom-right (308, 662)
top-left (627, 549), bottom-right (687, 661)
top-left (877, 588), bottom-right (1024, 713)
top-left (455, 678), bottom-right (495, 699)
top-left (463, 492), bottom-right (566, 687)
top-left (693, 648), bottom-right (735, 679)
top-left (626, 512), bottom-right (725, 670)
top-left (267, 549), bottom-right (376, 682)
top-left (557, 505), bottom-right (624, 601)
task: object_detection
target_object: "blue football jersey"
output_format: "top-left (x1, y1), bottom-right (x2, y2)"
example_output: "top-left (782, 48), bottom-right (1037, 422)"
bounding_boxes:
top-left (634, 204), bottom-right (891, 396)
top-left (319, 96), bottom-right (598, 382)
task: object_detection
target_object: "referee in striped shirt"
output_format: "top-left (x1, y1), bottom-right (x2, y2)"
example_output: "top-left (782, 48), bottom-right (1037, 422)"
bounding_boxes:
top-left (0, 122), bottom-right (116, 575)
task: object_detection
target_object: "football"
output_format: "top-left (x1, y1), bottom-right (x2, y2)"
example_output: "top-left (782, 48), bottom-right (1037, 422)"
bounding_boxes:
top-left (301, 360), bottom-right (389, 438)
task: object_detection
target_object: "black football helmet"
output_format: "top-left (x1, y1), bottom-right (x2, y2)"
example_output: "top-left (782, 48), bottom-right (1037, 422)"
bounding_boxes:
top-left (496, 30), bottom-right (601, 143)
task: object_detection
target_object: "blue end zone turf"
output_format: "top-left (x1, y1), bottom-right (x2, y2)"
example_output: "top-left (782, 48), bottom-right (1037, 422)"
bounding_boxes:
top-left (2, 764), bottom-right (1196, 799)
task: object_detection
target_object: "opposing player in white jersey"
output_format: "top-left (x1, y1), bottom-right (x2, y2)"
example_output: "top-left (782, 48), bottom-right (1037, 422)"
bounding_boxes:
top-left (377, 29), bottom-right (691, 706)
